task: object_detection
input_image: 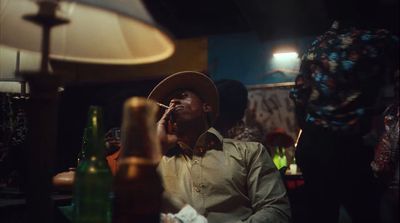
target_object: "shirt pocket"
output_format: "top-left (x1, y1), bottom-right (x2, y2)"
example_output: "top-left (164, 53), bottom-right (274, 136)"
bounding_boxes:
top-left (202, 150), bottom-right (247, 195)
top-left (159, 158), bottom-right (188, 198)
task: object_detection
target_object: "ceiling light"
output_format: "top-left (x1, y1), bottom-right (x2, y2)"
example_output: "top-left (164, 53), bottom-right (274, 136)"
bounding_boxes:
top-left (273, 52), bottom-right (298, 59)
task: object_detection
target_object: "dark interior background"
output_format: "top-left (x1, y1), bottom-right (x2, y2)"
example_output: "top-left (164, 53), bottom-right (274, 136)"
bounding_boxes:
top-left (55, 0), bottom-right (399, 171)
top-left (0, 2), bottom-right (398, 223)
top-left (56, 79), bottom-right (163, 171)
top-left (146, 0), bottom-right (399, 40)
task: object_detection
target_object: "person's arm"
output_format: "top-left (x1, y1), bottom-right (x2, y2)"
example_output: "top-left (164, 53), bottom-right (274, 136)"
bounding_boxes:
top-left (156, 101), bottom-right (178, 154)
top-left (242, 143), bottom-right (291, 223)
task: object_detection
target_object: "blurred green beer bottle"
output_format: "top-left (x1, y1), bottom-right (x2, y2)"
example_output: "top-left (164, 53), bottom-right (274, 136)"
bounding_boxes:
top-left (76, 127), bottom-right (89, 166)
top-left (73, 106), bottom-right (112, 223)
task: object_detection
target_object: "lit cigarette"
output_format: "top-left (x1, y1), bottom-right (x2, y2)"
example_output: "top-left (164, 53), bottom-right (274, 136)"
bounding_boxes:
top-left (156, 102), bottom-right (170, 109)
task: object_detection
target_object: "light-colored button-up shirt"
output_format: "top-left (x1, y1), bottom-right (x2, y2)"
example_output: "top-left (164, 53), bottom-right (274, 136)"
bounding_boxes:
top-left (158, 128), bottom-right (291, 223)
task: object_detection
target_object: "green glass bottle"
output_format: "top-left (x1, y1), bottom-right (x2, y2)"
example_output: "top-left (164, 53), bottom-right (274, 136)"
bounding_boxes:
top-left (73, 106), bottom-right (112, 223)
top-left (76, 127), bottom-right (89, 166)
top-left (272, 147), bottom-right (287, 170)
top-left (279, 147), bottom-right (288, 169)
top-left (272, 147), bottom-right (281, 169)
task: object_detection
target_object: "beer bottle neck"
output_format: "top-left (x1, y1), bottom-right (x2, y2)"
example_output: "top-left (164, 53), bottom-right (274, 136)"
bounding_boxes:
top-left (86, 128), bottom-right (106, 158)
top-left (85, 106), bottom-right (106, 159)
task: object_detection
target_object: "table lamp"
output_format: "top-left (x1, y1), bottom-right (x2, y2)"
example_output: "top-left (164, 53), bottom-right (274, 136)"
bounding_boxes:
top-left (1, 0), bottom-right (174, 65)
top-left (0, 1), bottom-right (174, 222)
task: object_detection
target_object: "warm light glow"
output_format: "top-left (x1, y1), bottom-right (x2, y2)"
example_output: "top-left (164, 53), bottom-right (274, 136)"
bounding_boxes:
top-left (270, 49), bottom-right (300, 72)
top-left (89, 167), bottom-right (96, 173)
top-left (273, 52), bottom-right (298, 59)
top-left (0, 0), bottom-right (175, 64)
top-left (0, 81), bottom-right (24, 93)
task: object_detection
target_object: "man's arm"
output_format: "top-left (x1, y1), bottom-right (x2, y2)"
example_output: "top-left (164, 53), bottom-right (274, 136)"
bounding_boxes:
top-left (156, 101), bottom-right (178, 154)
top-left (242, 143), bottom-right (291, 223)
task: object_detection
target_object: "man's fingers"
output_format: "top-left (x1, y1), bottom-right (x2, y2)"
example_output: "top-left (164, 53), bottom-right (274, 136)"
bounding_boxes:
top-left (162, 105), bottom-right (175, 120)
top-left (158, 104), bottom-right (176, 128)
top-left (167, 135), bottom-right (178, 144)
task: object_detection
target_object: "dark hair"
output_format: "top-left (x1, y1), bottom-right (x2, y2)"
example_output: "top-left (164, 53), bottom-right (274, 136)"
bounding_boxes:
top-left (215, 79), bottom-right (248, 122)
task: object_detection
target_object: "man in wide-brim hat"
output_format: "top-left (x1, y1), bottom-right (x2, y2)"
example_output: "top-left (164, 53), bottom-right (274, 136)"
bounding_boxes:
top-left (149, 71), bottom-right (290, 223)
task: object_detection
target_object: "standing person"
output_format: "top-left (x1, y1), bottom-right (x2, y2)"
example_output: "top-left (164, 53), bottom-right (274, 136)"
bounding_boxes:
top-left (371, 70), bottom-right (399, 223)
top-left (214, 79), bottom-right (263, 142)
top-left (290, 21), bottom-right (399, 223)
top-left (149, 71), bottom-right (290, 223)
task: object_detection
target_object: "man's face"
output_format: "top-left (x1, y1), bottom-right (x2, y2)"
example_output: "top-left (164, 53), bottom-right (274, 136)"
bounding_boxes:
top-left (167, 89), bottom-right (207, 123)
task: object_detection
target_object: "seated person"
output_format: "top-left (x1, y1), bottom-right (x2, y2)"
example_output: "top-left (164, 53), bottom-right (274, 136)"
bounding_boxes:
top-left (214, 79), bottom-right (263, 142)
top-left (149, 71), bottom-right (290, 223)
top-left (105, 128), bottom-right (122, 175)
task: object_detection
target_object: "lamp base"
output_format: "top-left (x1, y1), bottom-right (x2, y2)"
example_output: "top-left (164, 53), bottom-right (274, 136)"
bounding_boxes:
top-left (22, 71), bottom-right (60, 223)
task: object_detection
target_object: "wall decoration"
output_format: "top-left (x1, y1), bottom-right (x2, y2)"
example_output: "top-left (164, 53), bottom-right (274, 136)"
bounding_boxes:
top-left (245, 83), bottom-right (299, 141)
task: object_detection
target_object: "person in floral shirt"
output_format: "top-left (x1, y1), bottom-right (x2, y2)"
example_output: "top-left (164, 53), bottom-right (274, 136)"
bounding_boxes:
top-left (290, 21), bottom-right (399, 223)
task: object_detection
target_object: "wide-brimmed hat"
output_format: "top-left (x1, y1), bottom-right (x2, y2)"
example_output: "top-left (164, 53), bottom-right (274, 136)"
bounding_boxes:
top-left (148, 71), bottom-right (219, 123)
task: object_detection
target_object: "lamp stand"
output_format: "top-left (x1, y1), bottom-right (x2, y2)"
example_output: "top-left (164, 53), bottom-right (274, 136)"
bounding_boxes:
top-left (21, 1), bottom-right (69, 222)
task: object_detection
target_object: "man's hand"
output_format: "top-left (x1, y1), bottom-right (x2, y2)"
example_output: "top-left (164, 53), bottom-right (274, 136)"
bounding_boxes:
top-left (160, 213), bottom-right (182, 223)
top-left (161, 205), bottom-right (208, 223)
top-left (157, 101), bottom-right (178, 154)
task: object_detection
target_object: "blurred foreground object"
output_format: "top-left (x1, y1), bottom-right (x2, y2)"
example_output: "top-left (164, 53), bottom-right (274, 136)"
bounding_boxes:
top-left (113, 97), bottom-right (162, 223)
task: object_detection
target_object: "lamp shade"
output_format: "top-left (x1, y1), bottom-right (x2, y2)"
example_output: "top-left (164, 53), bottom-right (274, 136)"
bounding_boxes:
top-left (0, 0), bottom-right (175, 64)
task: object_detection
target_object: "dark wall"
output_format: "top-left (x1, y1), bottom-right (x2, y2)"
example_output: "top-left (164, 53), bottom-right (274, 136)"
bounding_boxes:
top-left (146, 0), bottom-right (398, 40)
top-left (56, 79), bottom-right (160, 172)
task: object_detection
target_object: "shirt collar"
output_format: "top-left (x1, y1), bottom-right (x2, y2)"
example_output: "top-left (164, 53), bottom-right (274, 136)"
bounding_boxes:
top-left (177, 127), bottom-right (223, 156)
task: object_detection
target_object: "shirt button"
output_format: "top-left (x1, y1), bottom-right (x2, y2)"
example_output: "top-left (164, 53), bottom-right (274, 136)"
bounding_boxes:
top-left (192, 159), bottom-right (199, 164)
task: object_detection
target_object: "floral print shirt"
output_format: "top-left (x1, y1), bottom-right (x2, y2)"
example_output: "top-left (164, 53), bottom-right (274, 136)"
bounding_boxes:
top-left (371, 104), bottom-right (399, 187)
top-left (290, 21), bottom-right (399, 131)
